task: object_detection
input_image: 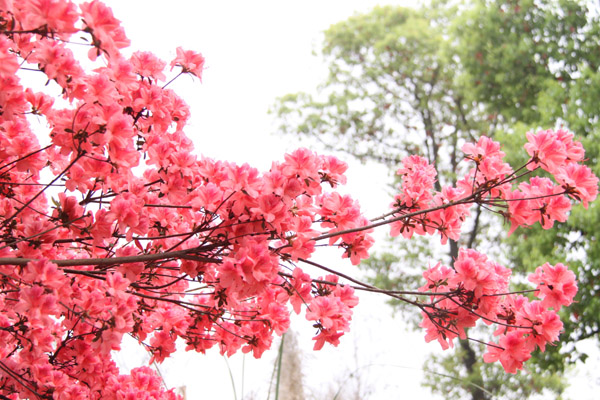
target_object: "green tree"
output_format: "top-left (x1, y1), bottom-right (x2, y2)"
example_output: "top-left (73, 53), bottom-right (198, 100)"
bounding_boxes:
top-left (272, 1), bottom-right (600, 399)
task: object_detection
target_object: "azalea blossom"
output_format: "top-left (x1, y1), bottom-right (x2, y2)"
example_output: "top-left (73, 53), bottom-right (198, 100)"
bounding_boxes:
top-left (171, 46), bottom-right (205, 79)
top-left (528, 263), bottom-right (578, 310)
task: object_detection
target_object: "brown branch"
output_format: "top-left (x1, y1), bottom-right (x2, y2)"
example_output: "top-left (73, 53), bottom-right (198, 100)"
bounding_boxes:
top-left (0, 244), bottom-right (223, 267)
top-left (312, 194), bottom-right (478, 242)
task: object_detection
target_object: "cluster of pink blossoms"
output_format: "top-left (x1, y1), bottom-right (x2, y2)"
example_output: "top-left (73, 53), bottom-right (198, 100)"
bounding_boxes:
top-left (390, 154), bottom-right (470, 243)
top-left (389, 131), bottom-right (596, 373)
top-left (390, 133), bottom-right (597, 241)
top-left (0, 2), bottom-right (371, 398)
top-left (419, 251), bottom-right (575, 373)
top-left (0, 0), bottom-right (597, 398)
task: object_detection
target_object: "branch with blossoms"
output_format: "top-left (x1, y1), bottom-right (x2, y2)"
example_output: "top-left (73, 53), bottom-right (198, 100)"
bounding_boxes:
top-left (0, 1), bottom-right (597, 399)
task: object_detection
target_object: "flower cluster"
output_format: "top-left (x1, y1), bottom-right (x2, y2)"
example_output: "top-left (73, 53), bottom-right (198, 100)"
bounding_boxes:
top-left (0, 2), bottom-right (372, 397)
top-left (418, 250), bottom-right (575, 373)
top-left (389, 154), bottom-right (472, 244)
top-left (400, 131), bottom-right (595, 373)
top-left (390, 131), bottom-right (598, 238)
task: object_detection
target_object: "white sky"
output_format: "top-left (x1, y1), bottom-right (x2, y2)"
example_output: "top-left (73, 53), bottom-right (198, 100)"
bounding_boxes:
top-left (92, 1), bottom-right (600, 399)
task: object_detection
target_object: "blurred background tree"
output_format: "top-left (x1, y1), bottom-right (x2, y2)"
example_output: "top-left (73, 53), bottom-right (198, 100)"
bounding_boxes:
top-left (272, 1), bottom-right (600, 399)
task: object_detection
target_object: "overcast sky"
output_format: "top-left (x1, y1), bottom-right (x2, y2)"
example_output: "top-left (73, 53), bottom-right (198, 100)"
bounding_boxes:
top-left (97, 1), bottom-right (599, 399)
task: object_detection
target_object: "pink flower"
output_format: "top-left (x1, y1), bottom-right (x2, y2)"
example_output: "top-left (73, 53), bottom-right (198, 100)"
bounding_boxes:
top-left (318, 192), bottom-right (362, 234)
top-left (555, 128), bottom-right (585, 162)
top-left (21, 259), bottom-right (68, 292)
top-left (131, 51), bottom-right (166, 81)
top-left (260, 302), bottom-right (290, 336)
top-left (462, 135), bottom-right (505, 161)
top-left (109, 192), bottom-right (144, 232)
top-left (516, 300), bottom-right (563, 352)
top-left (528, 263), bottom-right (578, 310)
top-left (524, 129), bottom-right (568, 173)
top-left (15, 285), bottom-right (59, 322)
top-left (83, 73), bottom-right (119, 105)
top-left (251, 193), bottom-right (287, 228)
top-left (17, 0), bottom-right (79, 35)
top-left (483, 331), bottom-right (533, 373)
top-left (516, 177), bottom-right (571, 230)
top-left (170, 47), bottom-right (205, 79)
top-left (425, 190), bottom-right (470, 244)
top-left (555, 163), bottom-right (599, 208)
top-left (29, 38), bottom-right (84, 89)
top-left (394, 155), bottom-right (437, 208)
top-left (306, 296), bottom-right (342, 330)
top-left (419, 262), bottom-right (456, 293)
top-left (25, 88), bottom-right (55, 115)
top-left (283, 267), bottom-right (313, 314)
top-left (319, 155), bottom-right (348, 186)
top-left (341, 220), bottom-right (374, 265)
top-left (420, 310), bottom-right (458, 350)
top-left (506, 189), bottom-right (535, 235)
top-left (333, 284), bottom-right (359, 308)
top-left (190, 182), bottom-right (223, 212)
top-left (450, 249), bottom-right (500, 298)
top-left (462, 136), bottom-right (512, 196)
top-left (0, 36), bottom-right (20, 77)
top-left (283, 148), bottom-right (321, 195)
top-left (312, 328), bottom-right (344, 350)
top-left (80, 0), bottom-right (130, 60)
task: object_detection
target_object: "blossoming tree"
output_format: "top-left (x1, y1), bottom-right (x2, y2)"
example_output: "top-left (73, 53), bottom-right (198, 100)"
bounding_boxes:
top-left (0, 1), bottom-right (597, 399)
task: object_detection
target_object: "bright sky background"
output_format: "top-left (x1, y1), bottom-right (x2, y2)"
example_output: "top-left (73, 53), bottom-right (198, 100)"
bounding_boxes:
top-left (93, 1), bottom-right (600, 399)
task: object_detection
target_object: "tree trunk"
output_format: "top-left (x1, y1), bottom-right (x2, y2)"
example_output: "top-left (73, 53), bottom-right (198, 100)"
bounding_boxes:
top-left (459, 338), bottom-right (488, 400)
